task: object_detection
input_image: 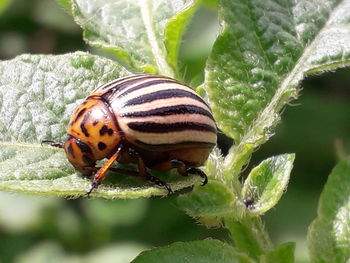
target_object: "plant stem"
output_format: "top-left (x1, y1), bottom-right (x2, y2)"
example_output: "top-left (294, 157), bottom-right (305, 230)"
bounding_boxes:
top-left (225, 216), bottom-right (273, 259)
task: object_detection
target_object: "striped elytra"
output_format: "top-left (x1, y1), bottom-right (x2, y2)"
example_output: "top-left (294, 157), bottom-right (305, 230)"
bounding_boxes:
top-left (49, 74), bottom-right (217, 195)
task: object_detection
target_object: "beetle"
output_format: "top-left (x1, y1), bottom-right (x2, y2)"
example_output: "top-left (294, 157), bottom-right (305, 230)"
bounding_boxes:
top-left (43, 74), bottom-right (217, 195)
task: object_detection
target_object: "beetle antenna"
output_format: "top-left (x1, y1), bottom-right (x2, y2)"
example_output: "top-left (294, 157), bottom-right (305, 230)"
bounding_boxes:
top-left (41, 140), bottom-right (64, 148)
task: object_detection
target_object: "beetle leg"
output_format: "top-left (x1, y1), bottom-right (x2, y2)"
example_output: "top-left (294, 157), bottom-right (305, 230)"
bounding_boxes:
top-left (41, 140), bottom-right (64, 148)
top-left (137, 155), bottom-right (173, 195)
top-left (86, 145), bottom-right (123, 197)
top-left (102, 167), bottom-right (173, 194)
top-left (171, 160), bottom-right (208, 186)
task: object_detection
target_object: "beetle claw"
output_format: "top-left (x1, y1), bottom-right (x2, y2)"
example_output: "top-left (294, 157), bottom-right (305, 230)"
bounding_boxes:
top-left (165, 184), bottom-right (174, 195)
top-left (186, 167), bottom-right (208, 186)
top-left (145, 173), bottom-right (173, 195)
top-left (86, 178), bottom-right (101, 198)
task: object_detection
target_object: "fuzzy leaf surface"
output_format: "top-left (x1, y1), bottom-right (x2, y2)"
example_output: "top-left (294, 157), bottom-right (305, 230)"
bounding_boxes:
top-left (132, 239), bottom-right (255, 263)
top-left (0, 53), bottom-right (200, 198)
top-left (205, 0), bottom-right (350, 177)
top-left (242, 154), bottom-right (295, 216)
top-left (308, 157), bottom-right (350, 263)
top-left (70, 0), bottom-right (200, 76)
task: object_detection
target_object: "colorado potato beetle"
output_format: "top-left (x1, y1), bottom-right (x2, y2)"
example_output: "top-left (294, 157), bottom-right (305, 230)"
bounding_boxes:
top-left (43, 74), bottom-right (217, 195)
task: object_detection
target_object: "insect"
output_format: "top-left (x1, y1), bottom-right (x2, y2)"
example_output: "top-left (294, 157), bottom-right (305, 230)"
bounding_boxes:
top-left (243, 197), bottom-right (254, 208)
top-left (43, 74), bottom-right (217, 195)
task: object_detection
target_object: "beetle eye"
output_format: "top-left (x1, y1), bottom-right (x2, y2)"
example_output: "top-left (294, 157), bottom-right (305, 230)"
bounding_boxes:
top-left (66, 142), bottom-right (75, 158)
top-left (64, 137), bottom-right (96, 175)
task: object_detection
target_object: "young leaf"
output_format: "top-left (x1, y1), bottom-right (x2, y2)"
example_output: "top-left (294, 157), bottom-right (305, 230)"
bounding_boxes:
top-left (259, 242), bottom-right (295, 263)
top-left (132, 239), bottom-right (255, 263)
top-left (69, 0), bottom-right (200, 76)
top-left (308, 157), bottom-right (350, 263)
top-left (242, 154), bottom-right (295, 216)
top-left (177, 180), bottom-right (238, 223)
top-left (204, 0), bottom-right (350, 178)
top-left (0, 53), bottom-right (200, 198)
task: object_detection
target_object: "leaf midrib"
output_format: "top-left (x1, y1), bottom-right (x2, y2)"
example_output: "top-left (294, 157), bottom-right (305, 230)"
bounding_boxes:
top-left (0, 141), bottom-right (46, 149)
top-left (139, 0), bottom-right (174, 77)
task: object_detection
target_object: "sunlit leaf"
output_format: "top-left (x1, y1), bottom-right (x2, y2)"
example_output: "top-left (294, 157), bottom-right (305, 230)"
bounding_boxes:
top-left (69, 0), bottom-right (200, 76)
top-left (242, 154), bottom-right (295, 216)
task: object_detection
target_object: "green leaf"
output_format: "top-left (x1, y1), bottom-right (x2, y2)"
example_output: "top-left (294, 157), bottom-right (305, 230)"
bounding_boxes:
top-left (308, 157), bottom-right (350, 263)
top-left (259, 242), bottom-right (295, 263)
top-left (132, 239), bottom-right (255, 263)
top-left (0, 53), bottom-right (201, 198)
top-left (242, 154), bottom-right (295, 216)
top-left (204, 0), bottom-right (350, 178)
top-left (164, 0), bottom-right (201, 77)
top-left (70, 0), bottom-right (200, 76)
top-left (177, 180), bottom-right (237, 226)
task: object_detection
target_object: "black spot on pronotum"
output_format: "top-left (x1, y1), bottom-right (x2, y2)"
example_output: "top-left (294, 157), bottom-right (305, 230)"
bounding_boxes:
top-left (93, 120), bottom-right (99, 126)
top-left (80, 114), bottom-right (90, 137)
top-left (99, 125), bottom-right (114, 136)
top-left (67, 143), bottom-right (75, 158)
top-left (98, 142), bottom-right (107, 151)
top-left (75, 139), bottom-right (92, 154)
top-left (75, 108), bottom-right (86, 122)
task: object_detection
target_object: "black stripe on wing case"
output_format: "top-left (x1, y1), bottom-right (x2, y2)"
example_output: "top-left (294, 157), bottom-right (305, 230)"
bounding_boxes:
top-left (120, 104), bottom-right (214, 120)
top-left (127, 121), bottom-right (217, 133)
top-left (134, 140), bottom-right (216, 150)
top-left (102, 75), bottom-right (157, 96)
top-left (124, 89), bottom-right (207, 107)
top-left (115, 79), bottom-right (179, 98)
top-left (95, 75), bottom-right (141, 92)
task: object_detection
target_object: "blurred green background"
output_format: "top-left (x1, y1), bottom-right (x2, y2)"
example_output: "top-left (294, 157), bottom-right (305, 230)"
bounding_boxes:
top-left (1, 0), bottom-right (350, 262)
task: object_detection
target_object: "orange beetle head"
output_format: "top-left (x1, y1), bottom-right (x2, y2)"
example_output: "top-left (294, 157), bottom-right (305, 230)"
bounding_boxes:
top-left (63, 136), bottom-right (96, 176)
